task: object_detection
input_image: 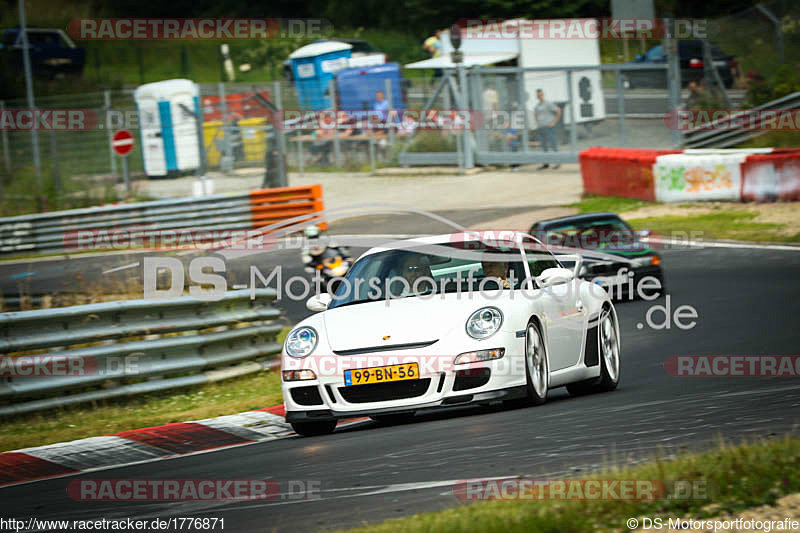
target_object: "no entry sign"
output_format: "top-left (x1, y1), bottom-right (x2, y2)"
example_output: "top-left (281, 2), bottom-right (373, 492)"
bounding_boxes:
top-left (112, 129), bottom-right (134, 156)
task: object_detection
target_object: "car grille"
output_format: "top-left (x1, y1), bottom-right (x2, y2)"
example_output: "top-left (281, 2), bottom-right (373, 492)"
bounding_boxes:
top-left (339, 378), bottom-right (431, 404)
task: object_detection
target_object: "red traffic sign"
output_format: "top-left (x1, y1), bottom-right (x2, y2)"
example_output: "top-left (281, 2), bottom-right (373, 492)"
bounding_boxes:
top-left (111, 129), bottom-right (134, 156)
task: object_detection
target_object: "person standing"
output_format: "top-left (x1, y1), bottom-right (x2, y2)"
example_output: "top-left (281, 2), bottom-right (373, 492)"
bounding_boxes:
top-left (534, 89), bottom-right (561, 170)
top-left (374, 90), bottom-right (389, 120)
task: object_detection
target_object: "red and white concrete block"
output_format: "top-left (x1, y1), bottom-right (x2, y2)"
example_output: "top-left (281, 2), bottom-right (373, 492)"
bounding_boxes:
top-left (580, 147), bottom-right (800, 203)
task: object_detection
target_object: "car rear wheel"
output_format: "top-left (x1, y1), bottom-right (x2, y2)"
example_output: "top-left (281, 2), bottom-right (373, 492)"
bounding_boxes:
top-left (291, 420), bottom-right (337, 437)
top-left (525, 321), bottom-right (548, 405)
top-left (567, 306), bottom-right (620, 395)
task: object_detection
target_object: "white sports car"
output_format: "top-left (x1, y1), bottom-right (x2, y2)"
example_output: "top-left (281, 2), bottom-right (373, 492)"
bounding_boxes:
top-left (281, 231), bottom-right (621, 436)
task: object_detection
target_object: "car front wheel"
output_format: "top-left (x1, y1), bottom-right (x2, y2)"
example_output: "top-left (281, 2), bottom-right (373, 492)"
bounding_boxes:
top-left (525, 321), bottom-right (549, 405)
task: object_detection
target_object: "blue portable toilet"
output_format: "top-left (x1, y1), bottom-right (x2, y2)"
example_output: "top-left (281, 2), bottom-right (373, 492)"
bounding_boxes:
top-left (289, 41), bottom-right (352, 110)
top-left (336, 62), bottom-right (406, 113)
top-left (134, 79), bottom-right (201, 177)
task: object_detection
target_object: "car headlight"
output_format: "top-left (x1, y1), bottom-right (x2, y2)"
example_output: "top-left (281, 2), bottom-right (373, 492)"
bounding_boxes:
top-left (466, 307), bottom-right (503, 339)
top-left (285, 326), bottom-right (318, 358)
top-left (454, 348), bottom-right (505, 365)
top-left (630, 256), bottom-right (660, 268)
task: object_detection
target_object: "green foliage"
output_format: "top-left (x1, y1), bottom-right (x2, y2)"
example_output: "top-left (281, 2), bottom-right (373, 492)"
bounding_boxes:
top-left (744, 65), bottom-right (800, 108)
top-left (404, 131), bottom-right (458, 153)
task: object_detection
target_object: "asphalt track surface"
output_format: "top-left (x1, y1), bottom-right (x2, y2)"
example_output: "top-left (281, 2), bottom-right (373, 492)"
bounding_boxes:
top-left (2, 239), bottom-right (800, 532)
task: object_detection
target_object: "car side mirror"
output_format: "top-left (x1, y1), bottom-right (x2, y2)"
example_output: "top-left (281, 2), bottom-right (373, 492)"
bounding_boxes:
top-left (636, 229), bottom-right (651, 240)
top-left (306, 293), bottom-right (332, 312)
top-left (536, 267), bottom-right (574, 288)
top-left (635, 54), bottom-right (643, 61)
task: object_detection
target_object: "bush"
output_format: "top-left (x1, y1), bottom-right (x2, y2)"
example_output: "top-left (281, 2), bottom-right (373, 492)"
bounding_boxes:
top-left (744, 65), bottom-right (800, 107)
top-left (404, 131), bottom-right (457, 153)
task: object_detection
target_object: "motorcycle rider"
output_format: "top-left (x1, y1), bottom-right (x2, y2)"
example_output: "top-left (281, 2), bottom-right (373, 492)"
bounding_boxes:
top-left (302, 225), bottom-right (352, 290)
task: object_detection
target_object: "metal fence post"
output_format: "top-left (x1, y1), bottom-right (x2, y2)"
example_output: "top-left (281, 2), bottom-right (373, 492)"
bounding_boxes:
top-left (385, 78), bottom-right (395, 148)
top-left (368, 127), bottom-right (376, 174)
top-left (17, 4), bottom-right (42, 189)
top-left (104, 91), bottom-right (117, 177)
top-left (516, 68), bottom-right (530, 152)
top-left (0, 101), bottom-right (10, 180)
top-left (330, 80), bottom-right (342, 167)
top-left (566, 70), bottom-right (577, 153)
top-left (218, 82), bottom-right (233, 170)
top-left (297, 134), bottom-right (304, 175)
top-left (48, 131), bottom-right (60, 198)
top-left (272, 81), bottom-right (288, 187)
top-left (474, 72), bottom-right (488, 152)
top-left (615, 67), bottom-right (628, 146)
top-left (457, 63), bottom-right (473, 169)
top-left (665, 17), bottom-right (683, 148)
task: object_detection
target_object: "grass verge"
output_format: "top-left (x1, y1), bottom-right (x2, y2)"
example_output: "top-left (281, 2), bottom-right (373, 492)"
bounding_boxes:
top-left (627, 212), bottom-right (800, 243)
top-left (339, 435), bottom-right (800, 533)
top-left (569, 196), bottom-right (800, 243)
top-left (568, 196), bottom-right (651, 214)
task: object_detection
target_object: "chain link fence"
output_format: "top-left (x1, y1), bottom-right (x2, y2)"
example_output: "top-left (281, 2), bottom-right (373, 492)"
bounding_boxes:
top-left (1, 9), bottom-right (796, 214)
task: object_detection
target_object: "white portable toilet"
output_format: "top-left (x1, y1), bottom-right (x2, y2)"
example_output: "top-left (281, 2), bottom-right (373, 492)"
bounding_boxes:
top-left (134, 79), bottom-right (201, 177)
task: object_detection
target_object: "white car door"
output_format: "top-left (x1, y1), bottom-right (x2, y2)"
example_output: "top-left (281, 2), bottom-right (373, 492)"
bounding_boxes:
top-left (523, 246), bottom-right (586, 372)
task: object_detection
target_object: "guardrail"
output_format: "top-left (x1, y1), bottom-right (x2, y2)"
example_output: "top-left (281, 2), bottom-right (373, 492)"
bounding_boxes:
top-left (683, 91), bottom-right (800, 148)
top-left (0, 184), bottom-right (325, 256)
top-left (0, 289), bottom-right (284, 416)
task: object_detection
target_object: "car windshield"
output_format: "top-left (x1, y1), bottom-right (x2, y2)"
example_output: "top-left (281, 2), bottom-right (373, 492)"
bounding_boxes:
top-left (328, 240), bottom-right (535, 308)
top-left (537, 217), bottom-right (634, 249)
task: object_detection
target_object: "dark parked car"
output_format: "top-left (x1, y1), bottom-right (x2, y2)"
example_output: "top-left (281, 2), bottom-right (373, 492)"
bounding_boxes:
top-left (529, 212), bottom-right (664, 299)
top-left (0, 28), bottom-right (85, 78)
top-left (282, 38), bottom-right (385, 81)
top-left (623, 40), bottom-right (737, 89)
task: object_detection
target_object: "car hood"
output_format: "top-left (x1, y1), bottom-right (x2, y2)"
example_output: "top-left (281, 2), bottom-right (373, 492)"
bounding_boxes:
top-left (595, 244), bottom-right (657, 258)
top-left (322, 296), bottom-right (467, 352)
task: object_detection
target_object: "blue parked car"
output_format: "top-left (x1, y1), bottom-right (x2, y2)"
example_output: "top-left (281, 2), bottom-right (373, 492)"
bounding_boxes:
top-left (1, 28), bottom-right (86, 78)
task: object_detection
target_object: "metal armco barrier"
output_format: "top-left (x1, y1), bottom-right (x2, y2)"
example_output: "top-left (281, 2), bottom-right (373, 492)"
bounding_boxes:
top-left (683, 91), bottom-right (800, 149)
top-left (0, 184), bottom-right (325, 256)
top-left (0, 289), bottom-right (283, 416)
